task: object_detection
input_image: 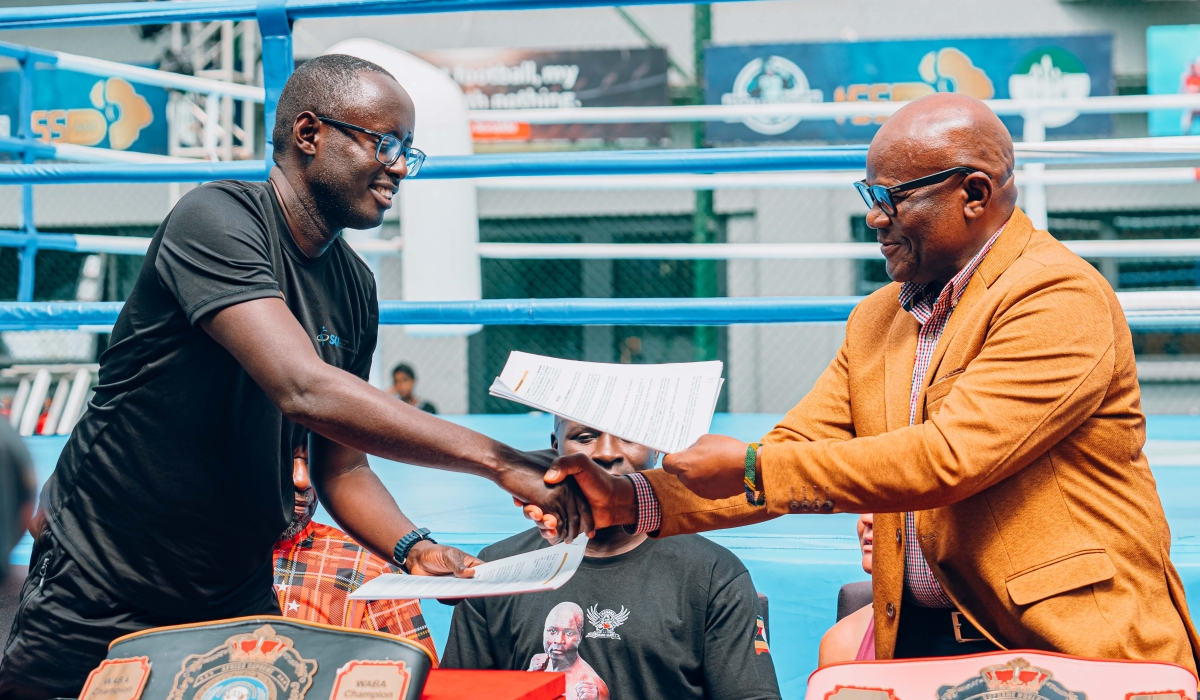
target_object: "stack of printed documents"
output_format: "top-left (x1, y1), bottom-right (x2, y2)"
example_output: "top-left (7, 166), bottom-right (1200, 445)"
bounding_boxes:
top-left (350, 536), bottom-right (588, 600)
top-left (488, 351), bottom-right (724, 454)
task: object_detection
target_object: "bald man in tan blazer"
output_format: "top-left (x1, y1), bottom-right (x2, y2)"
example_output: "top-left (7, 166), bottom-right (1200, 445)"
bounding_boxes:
top-left (536, 94), bottom-right (1200, 671)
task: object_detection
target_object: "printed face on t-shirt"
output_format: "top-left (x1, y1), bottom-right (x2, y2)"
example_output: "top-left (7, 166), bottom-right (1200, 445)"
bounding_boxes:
top-left (544, 602), bottom-right (585, 665)
top-left (535, 602), bottom-right (611, 700)
top-left (552, 419), bottom-right (659, 476)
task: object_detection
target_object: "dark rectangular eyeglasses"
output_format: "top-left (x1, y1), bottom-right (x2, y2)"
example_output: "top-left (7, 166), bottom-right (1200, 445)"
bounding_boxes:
top-left (854, 166), bottom-right (977, 216)
top-left (317, 116), bottom-right (426, 177)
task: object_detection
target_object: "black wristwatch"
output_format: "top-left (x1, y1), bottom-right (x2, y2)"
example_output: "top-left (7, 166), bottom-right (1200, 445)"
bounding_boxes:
top-left (393, 528), bottom-right (436, 572)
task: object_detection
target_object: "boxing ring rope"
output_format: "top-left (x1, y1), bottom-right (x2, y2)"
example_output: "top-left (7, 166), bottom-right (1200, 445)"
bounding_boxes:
top-left (4, 230), bottom-right (1200, 261)
top-left (471, 95), bottom-right (1200, 124)
top-left (4, 143), bottom-right (1200, 186)
top-left (474, 167), bottom-right (1200, 190)
top-left (0, 137), bottom-right (194, 164)
top-left (0, 0), bottom-right (761, 30)
top-left (1, 293), bottom-right (1197, 332)
top-left (0, 39), bottom-right (264, 101)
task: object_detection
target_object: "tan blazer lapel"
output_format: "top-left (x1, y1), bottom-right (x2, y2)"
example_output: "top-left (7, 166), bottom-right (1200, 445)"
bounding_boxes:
top-left (976, 208), bottom-right (1034, 288)
top-left (884, 309), bottom-right (920, 431)
top-left (917, 211), bottom-right (1036, 413)
top-left (918, 275), bottom-right (984, 404)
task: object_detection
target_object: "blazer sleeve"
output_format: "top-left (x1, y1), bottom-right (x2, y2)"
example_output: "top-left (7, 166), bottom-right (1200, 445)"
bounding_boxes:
top-left (758, 264), bottom-right (1116, 516)
top-left (642, 307), bottom-right (860, 536)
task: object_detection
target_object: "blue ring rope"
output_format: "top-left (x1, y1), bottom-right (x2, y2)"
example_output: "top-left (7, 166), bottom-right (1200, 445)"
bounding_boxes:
top-left (5, 149), bottom-right (1200, 185)
top-left (0, 299), bottom-right (1195, 331)
top-left (0, 0), bottom-right (754, 30)
top-left (0, 149), bottom-right (867, 185)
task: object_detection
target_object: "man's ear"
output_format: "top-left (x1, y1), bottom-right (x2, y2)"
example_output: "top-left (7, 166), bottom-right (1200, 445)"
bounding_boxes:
top-left (293, 111), bottom-right (321, 158)
top-left (963, 171), bottom-right (992, 220)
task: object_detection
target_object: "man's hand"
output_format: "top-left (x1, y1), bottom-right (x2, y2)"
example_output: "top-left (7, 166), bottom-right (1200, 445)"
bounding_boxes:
top-left (528, 654), bottom-right (550, 672)
top-left (574, 682), bottom-right (600, 699)
top-left (497, 449), bottom-right (595, 544)
top-left (404, 540), bottom-right (482, 578)
top-left (518, 453), bottom-right (638, 540)
top-left (661, 434), bottom-right (748, 500)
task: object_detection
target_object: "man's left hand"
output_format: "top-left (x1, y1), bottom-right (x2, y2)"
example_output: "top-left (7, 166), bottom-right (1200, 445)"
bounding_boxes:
top-left (661, 434), bottom-right (749, 500)
top-left (404, 540), bottom-right (482, 578)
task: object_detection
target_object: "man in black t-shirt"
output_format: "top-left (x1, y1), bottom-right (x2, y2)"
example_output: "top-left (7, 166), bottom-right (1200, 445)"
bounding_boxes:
top-left (441, 418), bottom-right (782, 700)
top-left (0, 54), bottom-right (590, 700)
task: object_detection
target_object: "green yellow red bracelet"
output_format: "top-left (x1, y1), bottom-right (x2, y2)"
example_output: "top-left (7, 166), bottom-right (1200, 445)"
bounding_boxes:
top-left (744, 442), bottom-right (765, 506)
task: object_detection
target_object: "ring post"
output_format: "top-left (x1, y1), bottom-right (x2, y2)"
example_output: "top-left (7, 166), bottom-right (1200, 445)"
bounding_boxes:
top-left (256, 0), bottom-right (292, 170)
top-left (17, 52), bottom-right (38, 302)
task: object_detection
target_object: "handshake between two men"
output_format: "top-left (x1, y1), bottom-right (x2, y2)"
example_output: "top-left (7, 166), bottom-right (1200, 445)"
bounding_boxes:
top-left (521, 433), bottom-right (752, 542)
top-left (485, 350), bottom-right (742, 544)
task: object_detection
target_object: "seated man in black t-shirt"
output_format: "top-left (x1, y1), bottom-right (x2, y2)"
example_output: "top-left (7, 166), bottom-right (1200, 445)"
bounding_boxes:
top-left (441, 418), bottom-right (782, 700)
top-left (0, 54), bottom-right (589, 700)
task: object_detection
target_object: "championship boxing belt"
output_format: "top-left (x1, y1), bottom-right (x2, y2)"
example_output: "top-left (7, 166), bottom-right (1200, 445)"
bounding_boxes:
top-left (80, 615), bottom-right (433, 700)
top-left (807, 650), bottom-right (1198, 700)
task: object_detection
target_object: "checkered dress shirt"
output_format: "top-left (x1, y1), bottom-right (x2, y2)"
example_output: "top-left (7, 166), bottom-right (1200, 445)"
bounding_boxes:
top-left (898, 223), bottom-right (1005, 608)
top-left (274, 521), bottom-right (438, 660)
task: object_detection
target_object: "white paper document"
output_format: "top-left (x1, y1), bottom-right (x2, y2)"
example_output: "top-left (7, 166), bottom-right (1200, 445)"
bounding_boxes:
top-left (349, 537), bottom-right (588, 600)
top-left (488, 351), bottom-right (724, 454)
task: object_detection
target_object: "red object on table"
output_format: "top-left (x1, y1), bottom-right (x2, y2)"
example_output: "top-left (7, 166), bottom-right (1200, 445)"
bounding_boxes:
top-left (419, 669), bottom-right (566, 700)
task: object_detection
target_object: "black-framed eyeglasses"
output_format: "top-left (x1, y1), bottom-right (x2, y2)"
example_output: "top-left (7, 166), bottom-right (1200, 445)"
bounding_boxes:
top-left (854, 166), bottom-right (978, 216)
top-left (317, 116), bottom-right (426, 177)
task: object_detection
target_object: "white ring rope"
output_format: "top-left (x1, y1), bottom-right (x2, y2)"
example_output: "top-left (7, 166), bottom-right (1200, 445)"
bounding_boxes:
top-left (10, 232), bottom-right (1200, 260)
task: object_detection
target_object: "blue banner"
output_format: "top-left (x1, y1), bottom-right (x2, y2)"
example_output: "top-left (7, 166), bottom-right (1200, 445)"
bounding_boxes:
top-left (1147, 25), bottom-right (1200, 137)
top-left (705, 35), bottom-right (1113, 143)
top-left (0, 66), bottom-right (168, 154)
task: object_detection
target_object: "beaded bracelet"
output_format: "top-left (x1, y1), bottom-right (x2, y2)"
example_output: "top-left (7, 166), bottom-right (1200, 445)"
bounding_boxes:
top-left (743, 442), bottom-right (765, 506)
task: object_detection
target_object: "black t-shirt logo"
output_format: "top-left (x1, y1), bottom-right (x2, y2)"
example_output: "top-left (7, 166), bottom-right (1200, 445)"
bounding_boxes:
top-left (315, 325), bottom-right (354, 354)
top-left (586, 605), bottom-right (630, 640)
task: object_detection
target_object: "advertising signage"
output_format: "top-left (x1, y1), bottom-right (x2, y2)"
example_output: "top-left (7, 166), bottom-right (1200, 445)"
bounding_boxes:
top-left (0, 67), bottom-right (168, 154)
top-left (705, 35), bottom-right (1113, 143)
top-left (1146, 24), bottom-right (1200, 137)
top-left (417, 48), bottom-right (669, 144)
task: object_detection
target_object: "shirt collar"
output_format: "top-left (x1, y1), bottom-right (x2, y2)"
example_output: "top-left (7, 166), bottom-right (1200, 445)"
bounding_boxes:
top-left (898, 221), bottom-right (1008, 317)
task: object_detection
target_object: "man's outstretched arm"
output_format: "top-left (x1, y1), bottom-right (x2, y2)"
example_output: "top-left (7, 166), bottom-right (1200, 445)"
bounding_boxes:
top-left (201, 296), bottom-right (592, 542)
top-left (309, 434), bottom-right (482, 576)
